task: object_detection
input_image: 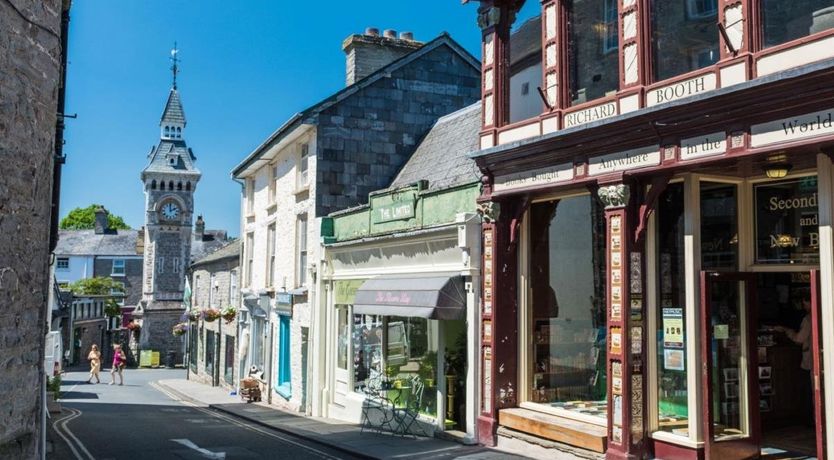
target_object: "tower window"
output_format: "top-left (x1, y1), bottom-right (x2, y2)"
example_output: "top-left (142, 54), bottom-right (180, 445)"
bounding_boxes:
top-left (177, 182), bottom-right (182, 191)
top-left (164, 126), bottom-right (170, 137)
top-left (186, 182), bottom-right (191, 191)
top-left (151, 180), bottom-right (157, 190)
top-left (176, 127), bottom-right (182, 138)
top-left (169, 181), bottom-right (174, 190)
top-left (169, 157), bottom-right (176, 166)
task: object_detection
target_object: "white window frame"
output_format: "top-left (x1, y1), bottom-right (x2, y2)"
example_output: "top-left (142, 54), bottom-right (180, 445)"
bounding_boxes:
top-left (297, 143), bottom-right (309, 190)
top-left (111, 259), bottom-right (126, 276)
top-left (157, 256), bottom-right (165, 275)
top-left (230, 269), bottom-right (239, 307)
top-left (245, 178), bottom-right (255, 214)
top-left (110, 281), bottom-right (125, 297)
top-left (269, 164), bottom-right (278, 204)
top-left (172, 257), bottom-right (181, 274)
top-left (296, 215), bottom-right (308, 287)
top-left (209, 273), bottom-right (216, 307)
top-left (267, 223), bottom-right (276, 288)
top-left (245, 232), bottom-right (254, 287)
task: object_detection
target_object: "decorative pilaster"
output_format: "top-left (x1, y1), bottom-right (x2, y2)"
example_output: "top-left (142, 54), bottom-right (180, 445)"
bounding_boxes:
top-left (598, 183), bottom-right (647, 459)
top-left (541, 0), bottom-right (559, 110)
top-left (619, 0), bottom-right (643, 88)
top-left (478, 3), bottom-right (511, 149)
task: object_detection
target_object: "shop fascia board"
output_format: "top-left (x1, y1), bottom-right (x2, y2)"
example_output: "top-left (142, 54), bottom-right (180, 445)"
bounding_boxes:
top-left (472, 57), bottom-right (834, 177)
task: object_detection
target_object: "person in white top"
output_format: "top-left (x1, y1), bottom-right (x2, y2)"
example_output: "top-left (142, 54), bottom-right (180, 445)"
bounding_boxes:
top-left (775, 297), bottom-right (814, 425)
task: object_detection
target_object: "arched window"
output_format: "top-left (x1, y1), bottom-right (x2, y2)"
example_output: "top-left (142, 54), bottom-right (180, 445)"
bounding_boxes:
top-left (176, 127), bottom-right (182, 138)
top-left (185, 182), bottom-right (191, 191)
top-left (177, 182), bottom-right (183, 190)
top-left (169, 181), bottom-right (174, 190)
top-left (164, 126), bottom-right (170, 137)
top-left (151, 180), bottom-right (157, 190)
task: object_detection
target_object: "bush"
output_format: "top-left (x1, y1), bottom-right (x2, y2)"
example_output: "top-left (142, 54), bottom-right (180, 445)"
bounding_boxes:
top-left (47, 375), bottom-right (62, 396)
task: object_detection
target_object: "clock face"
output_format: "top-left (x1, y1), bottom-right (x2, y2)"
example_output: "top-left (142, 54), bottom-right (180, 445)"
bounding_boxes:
top-left (161, 202), bottom-right (180, 220)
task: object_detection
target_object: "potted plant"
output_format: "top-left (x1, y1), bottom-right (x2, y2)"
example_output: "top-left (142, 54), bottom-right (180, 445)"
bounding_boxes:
top-left (186, 309), bottom-right (200, 322)
top-left (172, 322), bottom-right (188, 337)
top-left (221, 306), bottom-right (236, 324)
top-left (419, 351), bottom-right (437, 387)
top-left (384, 364), bottom-right (399, 389)
top-left (202, 307), bottom-right (221, 322)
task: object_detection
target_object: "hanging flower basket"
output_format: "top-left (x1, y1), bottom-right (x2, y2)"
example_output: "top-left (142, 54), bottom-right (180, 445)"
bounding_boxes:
top-left (172, 322), bottom-right (188, 337)
top-left (221, 306), bottom-right (236, 324)
top-left (186, 310), bottom-right (201, 322)
top-left (126, 321), bottom-right (141, 331)
top-left (202, 308), bottom-right (221, 322)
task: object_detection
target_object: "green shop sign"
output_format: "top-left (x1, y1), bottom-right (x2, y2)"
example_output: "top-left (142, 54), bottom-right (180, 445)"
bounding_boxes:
top-left (334, 279), bottom-right (365, 305)
top-left (372, 200), bottom-right (415, 224)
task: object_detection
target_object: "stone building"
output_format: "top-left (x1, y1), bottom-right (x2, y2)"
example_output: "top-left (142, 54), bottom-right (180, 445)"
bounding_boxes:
top-left (0, 0), bottom-right (71, 457)
top-left (231, 28), bottom-right (480, 414)
top-left (187, 240), bottom-right (240, 389)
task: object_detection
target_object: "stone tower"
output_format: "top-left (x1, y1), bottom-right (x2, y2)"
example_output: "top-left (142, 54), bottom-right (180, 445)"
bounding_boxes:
top-left (136, 80), bottom-right (201, 360)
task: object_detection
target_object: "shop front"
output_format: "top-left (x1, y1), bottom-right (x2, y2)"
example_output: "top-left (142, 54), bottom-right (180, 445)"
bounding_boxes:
top-left (473, 86), bottom-right (834, 459)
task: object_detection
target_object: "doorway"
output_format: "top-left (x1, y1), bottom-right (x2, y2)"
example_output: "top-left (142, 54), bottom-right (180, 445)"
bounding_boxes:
top-left (756, 272), bottom-right (820, 458)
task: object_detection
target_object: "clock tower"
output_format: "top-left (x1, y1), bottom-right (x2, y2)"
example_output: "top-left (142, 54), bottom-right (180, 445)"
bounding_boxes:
top-left (137, 48), bottom-right (201, 358)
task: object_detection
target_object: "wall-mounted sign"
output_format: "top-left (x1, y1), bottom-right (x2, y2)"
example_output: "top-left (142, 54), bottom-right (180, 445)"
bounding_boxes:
top-left (564, 101), bottom-right (618, 128)
top-left (680, 132), bottom-right (726, 161)
top-left (494, 163), bottom-right (574, 192)
top-left (751, 108), bottom-right (834, 148)
top-left (754, 177), bottom-right (819, 264)
top-left (373, 200), bottom-right (415, 224)
top-left (647, 73), bottom-right (717, 107)
top-left (275, 293), bottom-right (292, 316)
top-left (589, 145), bottom-right (660, 176)
top-left (334, 280), bottom-right (364, 305)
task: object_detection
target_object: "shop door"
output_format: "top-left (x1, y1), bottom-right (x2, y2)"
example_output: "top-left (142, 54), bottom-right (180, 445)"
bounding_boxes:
top-left (810, 270), bottom-right (826, 460)
top-left (333, 306), bottom-right (350, 406)
top-left (700, 272), bottom-right (760, 460)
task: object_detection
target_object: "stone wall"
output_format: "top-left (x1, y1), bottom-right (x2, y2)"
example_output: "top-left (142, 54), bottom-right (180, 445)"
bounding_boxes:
top-left (92, 257), bottom-right (143, 306)
top-left (0, 0), bottom-right (65, 457)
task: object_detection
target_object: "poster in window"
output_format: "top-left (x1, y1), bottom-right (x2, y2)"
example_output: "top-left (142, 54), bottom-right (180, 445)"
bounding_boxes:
top-left (754, 177), bottom-right (819, 264)
top-left (664, 349), bottom-right (685, 371)
top-left (662, 307), bottom-right (684, 348)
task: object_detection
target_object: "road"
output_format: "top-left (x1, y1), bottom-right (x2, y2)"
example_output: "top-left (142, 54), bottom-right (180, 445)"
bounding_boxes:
top-left (49, 368), bottom-right (363, 460)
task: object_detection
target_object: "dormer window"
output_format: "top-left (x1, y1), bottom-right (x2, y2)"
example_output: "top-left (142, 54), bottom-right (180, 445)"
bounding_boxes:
top-left (164, 126), bottom-right (171, 138)
top-left (176, 127), bottom-right (182, 139)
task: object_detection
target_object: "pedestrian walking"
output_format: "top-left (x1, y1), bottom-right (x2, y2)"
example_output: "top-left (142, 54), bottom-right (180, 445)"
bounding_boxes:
top-left (110, 344), bottom-right (126, 386)
top-left (86, 344), bottom-right (101, 384)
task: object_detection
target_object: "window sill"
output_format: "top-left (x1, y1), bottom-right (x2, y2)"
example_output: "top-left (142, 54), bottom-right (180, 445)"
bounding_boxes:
top-left (266, 202), bottom-right (277, 213)
top-left (110, 273), bottom-right (125, 277)
top-left (293, 184), bottom-right (310, 195)
top-left (275, 384), bottom-right (292, 400)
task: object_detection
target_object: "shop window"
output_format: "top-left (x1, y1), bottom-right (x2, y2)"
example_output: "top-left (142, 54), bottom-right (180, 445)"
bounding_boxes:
top-left (701, 182), bottom-right (738, 270)
top-left (762, 0), bottom-right (834, 48)
top-left (655, 183), bottom-right (689, 435)
top-left (509, 1), bottom-right (543, 123)
top-left (224, 335), bottom-right (235, 385)
top-left (567, 0), bottom-right (619, 106)
top-left (528, 195), bottom-right (607, 419)
top-left (651, 0), bottom-right (719, 82)
top-left (276, 315), bottom-right (292, 398)
top-left (753, 176), bottom-right (818, 265)
top-left (353, 315), bottom-right (439, 418)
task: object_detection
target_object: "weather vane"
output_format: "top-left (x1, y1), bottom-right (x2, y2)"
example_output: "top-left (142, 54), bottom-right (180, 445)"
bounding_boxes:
top-left (170, 42), bottom-right (180, 89)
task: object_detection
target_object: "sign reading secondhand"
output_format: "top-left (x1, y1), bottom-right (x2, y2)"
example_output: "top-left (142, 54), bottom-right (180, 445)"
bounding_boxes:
top-left (754, 177), bottom-right (819, 264)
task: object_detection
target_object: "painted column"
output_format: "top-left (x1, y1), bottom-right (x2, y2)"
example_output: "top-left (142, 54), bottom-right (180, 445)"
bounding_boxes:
top-left (476, 198), bottom-right (520, 446)
top-left (598, 183), bottom-right (647, 459)
top-left (815, 153), bottom-right (834, 456)
top-left (478, 2), bottom-right (511, 150)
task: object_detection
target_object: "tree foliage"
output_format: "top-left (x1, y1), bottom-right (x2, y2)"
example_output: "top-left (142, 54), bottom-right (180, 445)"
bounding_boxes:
top-left (59, 204), bottom-right (130, 230)
top-left (68, 277), bottom-right (125, 296)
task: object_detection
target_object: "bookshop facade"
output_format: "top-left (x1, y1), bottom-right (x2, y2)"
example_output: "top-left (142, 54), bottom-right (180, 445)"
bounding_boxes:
top-left (471, 0), bottom-right (834, 457)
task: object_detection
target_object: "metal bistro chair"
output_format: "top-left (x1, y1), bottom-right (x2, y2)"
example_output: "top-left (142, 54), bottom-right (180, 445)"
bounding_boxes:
top-left (393, 375), bottom-right (429, 438)
top-left (360, 376), bottom-right (396, 434)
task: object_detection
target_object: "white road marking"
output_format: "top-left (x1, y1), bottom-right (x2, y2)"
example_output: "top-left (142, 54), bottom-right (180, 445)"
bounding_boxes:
top-left (171, 438), bottom-right (226, 459)
top-left (53, 407), bottom-right (95, 460)
top-left (150, 381), bottom-right (342, 460)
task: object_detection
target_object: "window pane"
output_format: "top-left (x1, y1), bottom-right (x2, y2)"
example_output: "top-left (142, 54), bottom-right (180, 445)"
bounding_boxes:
top-left (385, 317), bottom-right (438, 418)
top-left (656, 183), bottom-right (689, 435)
top-left (651, 0), bottom-right (719, 82)
top-left (701, 182), bottom-right (738, 270)
top-left (753, 176), bottom-right (819, 265)
top-left (568, 0), bottom-right (619, 106)
top-left (529, 195), bottom-right (607, 419)
top-left (509, 1), bottom-right (543, 123)
top-left (763, 0), bottom-right (834, 48)
top-left (337, 307), bottom-right (348, 370)
top-left (353, 314), bottom-right (384, 392)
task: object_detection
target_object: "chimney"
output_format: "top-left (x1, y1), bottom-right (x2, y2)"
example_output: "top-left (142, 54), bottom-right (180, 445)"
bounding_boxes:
top-left (342, 27), bottom-right (423, 86)
top-left (94, 205), bottom-right (109, 234)
top-left (194, 215), bottom-right (205, 241)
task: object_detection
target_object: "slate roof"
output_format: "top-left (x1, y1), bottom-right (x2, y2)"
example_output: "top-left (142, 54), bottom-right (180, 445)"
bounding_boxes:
top-left (390, 103), bottom-right (481, 191)
top-left (190, 231), bottom-right (232, 263)
top-left (191, 239), bottom-right (240, 268)
top-left (161, 88), bottom-right (186, 125)
top-left (55, 229), bottom-right (141, 256)
top-left (510, 15), bottom-right (541, 68)
top-left (142, 139), bottom-right (200, 176)
top-left (232, 32), bottom-right (480, 177)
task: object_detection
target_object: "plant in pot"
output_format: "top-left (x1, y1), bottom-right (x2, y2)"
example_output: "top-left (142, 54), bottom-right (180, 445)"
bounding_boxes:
top-left (419, 351), bottom-right (437, 388)
top-left (385, 364), bottom-right (400, 389)
top-left (186, 309), bottom-right (200, 322)
top-left (172, 322), bottom-right (188, 337)
top-left (221, 306), bottom-right (236, 324)
top-left (202, 307), bottom-right (221, 322)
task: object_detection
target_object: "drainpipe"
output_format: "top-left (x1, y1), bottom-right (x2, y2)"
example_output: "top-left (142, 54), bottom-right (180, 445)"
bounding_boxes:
top-left (266, 321), bottom-right (274, 404)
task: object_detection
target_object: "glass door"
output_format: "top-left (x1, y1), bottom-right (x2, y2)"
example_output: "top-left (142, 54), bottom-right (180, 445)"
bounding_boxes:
top-left (700, 271), bottom-right (760, 460)
top-left (334, 306), bottom-right (350, 406)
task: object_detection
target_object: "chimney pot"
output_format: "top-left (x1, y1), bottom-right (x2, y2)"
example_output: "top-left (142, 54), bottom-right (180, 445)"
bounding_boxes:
top-left (365, 27), bottom-right (379, 37)
top-left (399, 31), bottom-right (414, 41)
top-left (194, 215), bottom-right (205, 241)
top-left (383, 29), bottom-right (397, 39)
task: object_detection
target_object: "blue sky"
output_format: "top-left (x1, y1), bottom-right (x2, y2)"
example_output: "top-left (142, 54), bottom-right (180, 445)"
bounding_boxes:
top-left (62, 1), bottom-right (486, 235)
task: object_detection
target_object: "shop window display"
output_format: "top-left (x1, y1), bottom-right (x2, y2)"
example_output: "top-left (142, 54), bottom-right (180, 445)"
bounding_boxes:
top-left (655, 183), bottom-right (689, 435)
top-left (353, 315), bottom-right (438, 418)
top-left (762, 0), bottom-right (834, 49)
top-left (528, 195), bottom-right (608, 419)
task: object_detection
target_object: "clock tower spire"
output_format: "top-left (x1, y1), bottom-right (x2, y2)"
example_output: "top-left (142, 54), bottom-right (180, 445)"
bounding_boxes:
top-left (136, 46), bottom-right (201, 360)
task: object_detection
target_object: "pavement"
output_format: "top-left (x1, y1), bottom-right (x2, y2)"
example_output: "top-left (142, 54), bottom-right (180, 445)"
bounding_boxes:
top-left (156, 377), bottom-right (529, 460)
